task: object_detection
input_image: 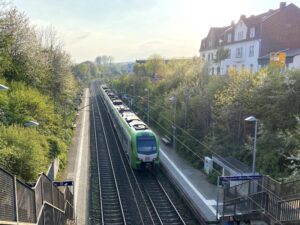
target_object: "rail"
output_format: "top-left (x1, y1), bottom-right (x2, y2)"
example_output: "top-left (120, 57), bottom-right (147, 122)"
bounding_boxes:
top-left (91, 84), bottom-right (126, 224)
top-left (92, 81), bottom-right (206, 225)
top-left (137, 171), bottom-right (187, 225)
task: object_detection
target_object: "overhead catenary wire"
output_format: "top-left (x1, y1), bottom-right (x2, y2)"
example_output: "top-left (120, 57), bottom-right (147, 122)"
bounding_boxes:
top-left (130, 92), bottom-right (300, 217)
top-left (116, 87), bottom-right (300, 221)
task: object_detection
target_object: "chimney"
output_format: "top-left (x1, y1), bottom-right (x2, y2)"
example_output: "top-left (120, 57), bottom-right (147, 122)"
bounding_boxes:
top-left (231, 21), bottom-right (235, 27)
top-left (240, 14), bottom-right (246, 20)
top-left (280, 2), bottom-right (286, 9)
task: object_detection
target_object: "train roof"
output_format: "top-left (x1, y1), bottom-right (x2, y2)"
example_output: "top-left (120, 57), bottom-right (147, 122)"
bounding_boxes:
top-left (101, 86), bottom-right (149, 132)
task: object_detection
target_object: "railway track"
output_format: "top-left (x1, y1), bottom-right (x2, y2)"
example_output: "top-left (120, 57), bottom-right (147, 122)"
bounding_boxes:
top-left (90, 81), bottom-right (200, 225)
top-left (90, 86), bottom-right (126, 225)
top-left (135, 171), bottom-right (186, 225)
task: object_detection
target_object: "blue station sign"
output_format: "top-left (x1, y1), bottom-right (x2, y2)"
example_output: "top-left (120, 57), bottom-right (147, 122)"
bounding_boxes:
top-left (53, 180), bottom-right (74, 187)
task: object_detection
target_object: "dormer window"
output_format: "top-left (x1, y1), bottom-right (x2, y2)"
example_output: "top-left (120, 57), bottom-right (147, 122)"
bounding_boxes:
top-left (227, 33), bottom-right (232, 43)
top-left (237, 31), bottom-right (244, 41)
top-left (250, 27), bottom-right (255, 38)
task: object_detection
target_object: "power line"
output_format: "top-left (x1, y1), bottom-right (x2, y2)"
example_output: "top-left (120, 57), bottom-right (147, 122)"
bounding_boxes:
top-left (111, 85), bottom-right (300, 220)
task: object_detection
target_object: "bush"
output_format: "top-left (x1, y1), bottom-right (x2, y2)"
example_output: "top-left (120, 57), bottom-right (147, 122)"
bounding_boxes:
top-left (207, 170), bottom-right (219, 185)
top-left (0, 125), bottom-right (49, 181)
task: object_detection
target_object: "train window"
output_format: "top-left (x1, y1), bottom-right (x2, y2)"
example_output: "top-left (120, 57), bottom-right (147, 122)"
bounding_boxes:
top-left (113, 100), bottom-right (122, 105)
top-left (137, 136), bottom-right (157, 155)
top-left (133, 124), bottom-right (147, 130)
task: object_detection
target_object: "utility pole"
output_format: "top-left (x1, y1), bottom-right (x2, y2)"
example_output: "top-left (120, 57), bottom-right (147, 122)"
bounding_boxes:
top-left (144, 88), bottom-right (150, 125)
top-left (169, 96), bottom-right (177, 150)
top-left (184, 88), bottom-right (190, 129)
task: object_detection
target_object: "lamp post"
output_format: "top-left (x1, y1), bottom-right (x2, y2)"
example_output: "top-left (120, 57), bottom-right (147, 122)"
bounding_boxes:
top-left (0, 84), bottom-right (9, 91)
top-left (144, 88), bottom-right (149, 125)
top-left (169, 96), bottom-right (177, 150)
top-left (24, 120), bottom-right (39, 127)
top-left (245, 116), bottom-right (258, 174)
top-left (130, 84), bottom-right (135, 107)
top-left (0, 84), bottom-right (9, 124)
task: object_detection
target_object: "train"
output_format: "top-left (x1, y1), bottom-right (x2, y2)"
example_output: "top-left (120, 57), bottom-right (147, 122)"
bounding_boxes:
top-left (99, 84), bottom-right (159, 169)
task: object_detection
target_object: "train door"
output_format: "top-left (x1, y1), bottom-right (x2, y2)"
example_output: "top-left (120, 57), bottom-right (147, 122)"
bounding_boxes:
top-left (126, 137), bottom-right (131, 156)
top-left (128, 141), bottom-right (132, 166)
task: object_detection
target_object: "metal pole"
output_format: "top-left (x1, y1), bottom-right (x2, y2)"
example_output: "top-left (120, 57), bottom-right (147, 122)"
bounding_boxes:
top-left (173, 100), bottom-right (177, 151)
top-left (147, 90), bottom-right (149, 125)
top-left (252, 119), bottom-right (258, 174)
top-left (216, 177), bottom-right (219, 220)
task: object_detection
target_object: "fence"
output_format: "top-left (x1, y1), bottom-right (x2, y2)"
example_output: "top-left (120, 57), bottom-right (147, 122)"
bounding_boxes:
top-left (263, 176), bottom-right (300, 198)
top-left (222, 177), bottom-right (300, 224)
top-left (0, 167), bottom-right (74, 224)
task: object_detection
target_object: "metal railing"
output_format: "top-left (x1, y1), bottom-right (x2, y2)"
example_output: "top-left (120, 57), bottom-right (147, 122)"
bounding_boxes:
top-left (0, 167), bottom-right (74, 224)
top-left (222, 178), bottom-right (300, 224)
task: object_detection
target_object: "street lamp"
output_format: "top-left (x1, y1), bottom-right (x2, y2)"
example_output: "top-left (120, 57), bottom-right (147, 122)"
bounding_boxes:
top-left (245, 116), bottom-right (258, 174)
top-left (130, 84), bottom-right (135, 107)
top-left (169, 96), bottom-right (177, 150)
top-left (0, 84), bottom-right (9, 91)
top-left (0, 84), bottom-right (9, 124)
top-left (24, 120), bottom-right (39, 127)
top-left (144, 88), bottom-right (150, 125)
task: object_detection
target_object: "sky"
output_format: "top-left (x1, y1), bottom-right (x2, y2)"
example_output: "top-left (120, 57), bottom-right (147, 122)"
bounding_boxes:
top-left (13, 0), bottom-right (300, 63)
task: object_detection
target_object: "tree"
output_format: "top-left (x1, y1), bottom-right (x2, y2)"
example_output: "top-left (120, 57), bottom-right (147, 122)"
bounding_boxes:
top-left (214, 47), bottom-right (229, 74)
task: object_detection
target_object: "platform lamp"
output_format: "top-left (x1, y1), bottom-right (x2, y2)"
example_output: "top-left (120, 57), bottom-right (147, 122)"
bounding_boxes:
top-left (169, 96), bottom-right (177, 150)
top-left (0, 84), bottom-right (9, 91)
top-left (245, 116), bottom-right (258, 175)
top-left (24, 120), bottom-right (39, 127)
top-left (0, 84), bottom-right (9, 124)
top-left (144, 88), bottom-right (149, 125)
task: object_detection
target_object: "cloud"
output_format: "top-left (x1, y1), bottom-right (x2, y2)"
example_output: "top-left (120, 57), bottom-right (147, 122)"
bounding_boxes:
top-left (72, 32), bottom-right (91, 43)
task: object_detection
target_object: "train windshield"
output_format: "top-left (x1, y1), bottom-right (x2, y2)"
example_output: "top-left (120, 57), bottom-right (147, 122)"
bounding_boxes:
top-left (137, 136), bottom-right (157, 155)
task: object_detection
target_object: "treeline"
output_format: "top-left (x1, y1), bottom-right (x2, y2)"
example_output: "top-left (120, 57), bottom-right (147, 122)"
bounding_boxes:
top-left (72, 55), bottom-right (136, 82)
top-left (73, 55), bottom-right (122, 82)
top-left (0, 3), bottom-right (80, 181)
top-left (112, 55), bottom-right (300, 180)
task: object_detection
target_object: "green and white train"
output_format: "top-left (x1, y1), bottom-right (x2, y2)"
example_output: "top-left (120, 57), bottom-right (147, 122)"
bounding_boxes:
top-left (100, 84), bottom-right (159, 169)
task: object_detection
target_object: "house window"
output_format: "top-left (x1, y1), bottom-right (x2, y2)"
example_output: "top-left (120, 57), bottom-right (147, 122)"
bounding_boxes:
top-left (249, 45), bottom-right (254, 57)
top-left (227, 33), bottom-right (232, 43)
top-left (208, 53), bottom-right (210, 61)
top-left (211, 67), bottom-right (215, 75)
top-left (202, 54), bottom-right (205, 60)
top-left (228, 49), bottom-right (231, 58)
top-left (209, 40), bottom-right (212, 47)
top-left (226, 65), bottom-right (230, 74)
top-left (250, 64), bottom-right (253, 73)
top-left (236, 47), bottom-right (243, 58)
top-left (250, 27), bottom-right (255, 38)
top-left (237, 31), bottom-right (244, 40)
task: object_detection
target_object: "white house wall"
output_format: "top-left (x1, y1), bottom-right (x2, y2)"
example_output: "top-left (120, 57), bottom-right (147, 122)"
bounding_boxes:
top-left (221, 39), bottom-right (261, 75)
top-left (234, 20), bottom-right (247, 41)
top-left (288, 55), bottom-right (300, 69)
top-left (201, 49), bottom-right (218, 75)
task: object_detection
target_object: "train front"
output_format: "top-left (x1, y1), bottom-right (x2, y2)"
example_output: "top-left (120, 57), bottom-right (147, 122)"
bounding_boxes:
top-left (134, 132), bottom-right (159, 169)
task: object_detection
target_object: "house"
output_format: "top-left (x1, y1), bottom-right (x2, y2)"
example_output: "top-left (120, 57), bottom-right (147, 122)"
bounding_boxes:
top-left (258, 48), bottom-right (300, 69)
top-left (199, 2), bottom-right (300, 75)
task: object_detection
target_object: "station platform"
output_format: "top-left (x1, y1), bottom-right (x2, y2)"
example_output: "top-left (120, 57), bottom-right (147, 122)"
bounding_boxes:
top-left (159, 142), bottom-right (220, 224)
